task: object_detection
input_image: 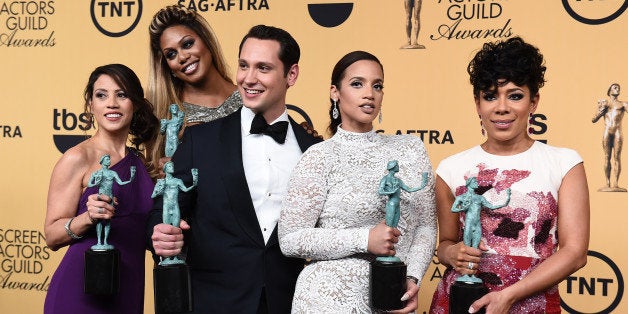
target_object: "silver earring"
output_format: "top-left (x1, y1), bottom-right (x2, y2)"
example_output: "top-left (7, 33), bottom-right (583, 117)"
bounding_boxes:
top-left (332, 99), bottom-right (339, 119)
top-left (378, 108), bottom-right (383, 124)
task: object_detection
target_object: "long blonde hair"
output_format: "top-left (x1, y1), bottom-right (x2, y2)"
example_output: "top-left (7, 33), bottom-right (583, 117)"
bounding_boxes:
top-left (147, 5), bottom-right (232, 172)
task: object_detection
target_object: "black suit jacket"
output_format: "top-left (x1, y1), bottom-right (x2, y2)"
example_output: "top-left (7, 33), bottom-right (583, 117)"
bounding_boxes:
top-left (147, 109), bottom-right (322, 313)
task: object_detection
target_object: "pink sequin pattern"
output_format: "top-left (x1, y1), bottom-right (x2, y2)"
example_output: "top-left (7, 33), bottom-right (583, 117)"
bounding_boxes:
top-left (430, 163), bottom-right (562, 313)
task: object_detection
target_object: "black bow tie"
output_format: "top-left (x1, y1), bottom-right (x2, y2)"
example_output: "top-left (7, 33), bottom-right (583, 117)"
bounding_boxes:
top-left (249, 113), bottom-right (289, 144)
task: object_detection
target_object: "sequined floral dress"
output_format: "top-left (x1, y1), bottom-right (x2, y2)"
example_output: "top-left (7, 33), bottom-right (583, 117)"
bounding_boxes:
top-left (429, 141), bottom-right (583, 314)
top-left (182, 90), bottom-right (242, 123)
top-left (279, 127), bottom-right (436, 313)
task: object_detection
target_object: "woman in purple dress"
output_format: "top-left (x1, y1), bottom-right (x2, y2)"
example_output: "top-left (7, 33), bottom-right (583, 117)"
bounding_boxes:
top-left (44, 64), bottom-right (159, 313)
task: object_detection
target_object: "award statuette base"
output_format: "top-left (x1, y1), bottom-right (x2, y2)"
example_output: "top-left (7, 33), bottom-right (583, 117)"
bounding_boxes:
top-left (370, 258), bottom-right (407, 311)
top-left (84, 248), bottom-right (120, 295)
top-left (154, 259), bottom-right (193, 313)
top-left (449, 279), bottom-right (488, 314)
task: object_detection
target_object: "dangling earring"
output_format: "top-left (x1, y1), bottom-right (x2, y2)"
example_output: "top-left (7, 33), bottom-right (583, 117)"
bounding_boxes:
top-left (86, 111), bottom-right (94, 128)
top-left (528, 113), bottom-right (533, 135)
top-left (332, 99), bottom-right (339, 119)
top-left (378, 107), bottom-right (383, 124)
top-left (479, 115), bottom-right (486, 136)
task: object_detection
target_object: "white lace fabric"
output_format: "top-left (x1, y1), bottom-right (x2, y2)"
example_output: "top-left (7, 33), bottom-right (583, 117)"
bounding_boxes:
top-left (279, 127), bottom-right (437, 313)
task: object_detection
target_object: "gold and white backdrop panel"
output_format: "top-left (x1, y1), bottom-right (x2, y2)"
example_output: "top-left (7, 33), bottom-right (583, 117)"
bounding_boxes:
top-left (0, 1), bottom-right (625, 313)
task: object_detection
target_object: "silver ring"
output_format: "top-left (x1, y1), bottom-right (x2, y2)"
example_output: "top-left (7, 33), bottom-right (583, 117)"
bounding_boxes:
top-left (98, 207), bottom-right (104, 214)
top-left (468, 262), bottom-right (474, 270)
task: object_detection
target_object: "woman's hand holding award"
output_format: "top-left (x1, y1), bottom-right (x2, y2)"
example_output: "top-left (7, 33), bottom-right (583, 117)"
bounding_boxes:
top-left (152, 106), bottom-right (197, 313)
top-left (448, 177), bottom-right (511, 314)
top-left (370, 160), bottom-right (428, 311)
top-left (84, 154), bottom-right (135, 295)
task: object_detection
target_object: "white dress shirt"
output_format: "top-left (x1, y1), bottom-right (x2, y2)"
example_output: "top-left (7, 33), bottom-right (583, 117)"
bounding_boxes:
top-left (241, 106), bottom-right (303, 244)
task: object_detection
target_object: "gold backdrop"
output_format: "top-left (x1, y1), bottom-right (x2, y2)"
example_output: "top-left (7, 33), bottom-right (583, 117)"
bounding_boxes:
top-left (1, 1), bottom-right (626, 313)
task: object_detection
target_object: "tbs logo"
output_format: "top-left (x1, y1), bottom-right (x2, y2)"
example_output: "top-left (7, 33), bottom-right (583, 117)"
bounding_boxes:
top-left (52, 109), bottom-right (92, 153)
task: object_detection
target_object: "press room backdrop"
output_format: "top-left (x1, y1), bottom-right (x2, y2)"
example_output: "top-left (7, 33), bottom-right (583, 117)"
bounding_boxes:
top-left (0, 1), bottom-right (626, 313)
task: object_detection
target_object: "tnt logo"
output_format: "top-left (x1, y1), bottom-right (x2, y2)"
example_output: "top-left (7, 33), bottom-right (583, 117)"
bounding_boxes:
top-left (560, 250), bottom-right (624, 313)
top-left (562, 0), bottom-right (628, 24)
top-left (52, 109), bottom-right (93, 153)
top-left (90, 0), bottom-right (143, 37)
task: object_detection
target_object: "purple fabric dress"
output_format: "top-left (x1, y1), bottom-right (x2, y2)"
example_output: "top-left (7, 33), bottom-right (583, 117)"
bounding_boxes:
top-left (44, 151), bottom-right (154, 314)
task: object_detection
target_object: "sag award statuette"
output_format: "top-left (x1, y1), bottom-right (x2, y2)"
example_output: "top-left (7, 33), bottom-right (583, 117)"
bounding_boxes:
top-left (151, 162), bottom-right (198, 313)
top-left (370, 160), bottom-right (428, 311)
top-left (449, 177), bottom-right (511, 314)
top-left (161, 104), bottom-right (184, 158)
top-left (152, 105), bottom-right (197, 313)
top-left (84, 154), bottom-right (136, 295)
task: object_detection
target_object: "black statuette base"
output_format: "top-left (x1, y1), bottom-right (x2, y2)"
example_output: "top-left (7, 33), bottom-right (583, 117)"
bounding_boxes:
top-left (84, 248), bottom-right (120, 295)
top-left (370, 260), bottom-right (407, 311)
top-left (449, 281), bottom-right (488, 314)
top-left (154, 264), bottom-right (193, 313)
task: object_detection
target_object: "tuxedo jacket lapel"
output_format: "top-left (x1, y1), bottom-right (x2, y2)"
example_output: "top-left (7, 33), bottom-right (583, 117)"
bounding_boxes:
top-left (218, 110), bottom-right (266, 247)
top-left (289, 116), bottom-right (321, 153)
top-left (217, 111), bottom-right (321, 249)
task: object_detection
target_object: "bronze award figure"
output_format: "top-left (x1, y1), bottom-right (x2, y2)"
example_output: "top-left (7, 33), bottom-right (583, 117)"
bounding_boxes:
top-left (370, 160), bottom-right (428, 311)
top-left (592, 83), bottom-right (627, 192)
top-left (449, 177), bottom-right (510, 314)
top-left (84, 154), bottom-right (136, 295)
top-left (401, 0), bottom-right (425, 49)
top-left (152, 162), bottom-right (198, 313)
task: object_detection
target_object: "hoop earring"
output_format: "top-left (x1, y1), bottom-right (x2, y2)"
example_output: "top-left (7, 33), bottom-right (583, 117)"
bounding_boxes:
top-left (332, 99), bottom-right (339, 120)
top-left (528, 113), bottom-right (533, 135)
top-left (378, 108), bottom-right (383, 124)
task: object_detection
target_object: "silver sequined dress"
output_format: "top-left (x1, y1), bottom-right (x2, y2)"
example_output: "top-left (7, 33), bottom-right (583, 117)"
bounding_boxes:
top-left (182, 90), bottom-right (242, 123)
top-left (279, 126), bottom-right (437, 313)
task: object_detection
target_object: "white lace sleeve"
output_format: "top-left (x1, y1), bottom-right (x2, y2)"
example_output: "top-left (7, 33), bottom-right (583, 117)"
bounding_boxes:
top-left (279, 145), bottom-right (369, 261)
top-left (402, 137), bottom-right (437, 285)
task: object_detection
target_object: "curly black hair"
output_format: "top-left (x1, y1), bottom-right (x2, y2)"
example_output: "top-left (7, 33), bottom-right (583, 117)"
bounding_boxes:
top-left (468, 37), bottom-right (546, 97)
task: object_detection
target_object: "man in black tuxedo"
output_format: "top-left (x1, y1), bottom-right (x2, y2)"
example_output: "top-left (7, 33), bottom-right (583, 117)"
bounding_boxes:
top-left (148, 25), bottom-right (322, 313)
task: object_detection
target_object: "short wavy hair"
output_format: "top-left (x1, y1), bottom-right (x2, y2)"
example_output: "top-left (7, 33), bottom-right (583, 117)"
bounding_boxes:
top-left (238, 24), bottom-right (300, 76)
top-left (468, 36), bottom-right (546, 97)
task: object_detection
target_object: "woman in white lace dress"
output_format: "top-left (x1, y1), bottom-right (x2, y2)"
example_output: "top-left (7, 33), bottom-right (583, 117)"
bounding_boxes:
top-left (279, 51), bottom-right (436, 313)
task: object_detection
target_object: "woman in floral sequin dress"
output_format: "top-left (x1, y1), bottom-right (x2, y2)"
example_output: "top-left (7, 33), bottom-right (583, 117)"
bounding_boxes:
top-left (429, 37), bottom-right (590, 314)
